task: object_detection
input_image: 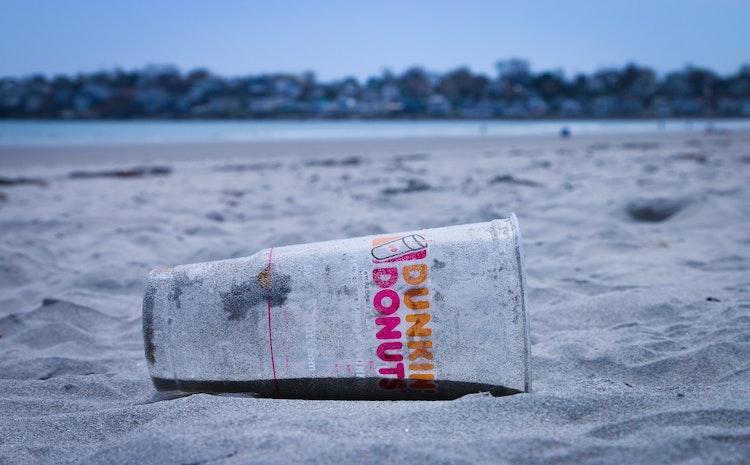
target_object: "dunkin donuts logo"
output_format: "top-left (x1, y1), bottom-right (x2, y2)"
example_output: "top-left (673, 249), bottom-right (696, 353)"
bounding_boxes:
top-left (371, 234), bottom-right (435, 392)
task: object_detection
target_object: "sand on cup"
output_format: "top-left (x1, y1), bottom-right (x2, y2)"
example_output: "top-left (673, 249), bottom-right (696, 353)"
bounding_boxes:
top-left (143, 216), bottom-right (531, 400)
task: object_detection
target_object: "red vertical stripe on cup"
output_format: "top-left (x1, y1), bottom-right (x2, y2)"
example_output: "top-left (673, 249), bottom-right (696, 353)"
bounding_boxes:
top-left (266, 247), bottom-right (278, 385)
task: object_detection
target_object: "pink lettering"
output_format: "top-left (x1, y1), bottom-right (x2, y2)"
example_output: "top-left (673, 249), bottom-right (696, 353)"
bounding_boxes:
top-left (378, 362), bottom-right (405, 379)
top-left (379, 378), bottom-right (406, 390)
top-left (372, 267), bottom-right (398, 288)
top-left (373, 289), bottom-right (400, 315)
top-left (376, 341), bottom-right (403, 361)
top-left (375, 316), bottom-right (401, 340)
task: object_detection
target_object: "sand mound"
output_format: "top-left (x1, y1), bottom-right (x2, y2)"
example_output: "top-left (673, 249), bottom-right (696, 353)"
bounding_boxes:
top-left (626, 198), bottom-right (687, 222)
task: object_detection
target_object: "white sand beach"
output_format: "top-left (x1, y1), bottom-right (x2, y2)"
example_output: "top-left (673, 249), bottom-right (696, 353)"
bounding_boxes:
top-left (1, 130), bottom-right (749, 464)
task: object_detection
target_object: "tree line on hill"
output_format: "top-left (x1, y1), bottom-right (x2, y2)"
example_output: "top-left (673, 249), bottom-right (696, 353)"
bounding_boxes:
top-left (2, 59), bottom-right (750, 119)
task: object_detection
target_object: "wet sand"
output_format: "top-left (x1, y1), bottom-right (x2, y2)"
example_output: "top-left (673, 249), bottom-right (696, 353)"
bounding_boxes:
top-left (1, 131), bottom-right (749, 464)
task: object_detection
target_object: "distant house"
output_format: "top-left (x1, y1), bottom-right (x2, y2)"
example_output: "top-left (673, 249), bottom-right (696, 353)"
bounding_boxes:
top-left (426, 94), bottom-right (451, 116)
top-left (671, 98), bottom-right (706, 116)
top-left (558, 98), bottom-right (582, 117)
top-left (591, 96), bottom-right (618, 117)
top-left (526, 96), bottom-right (548, 117)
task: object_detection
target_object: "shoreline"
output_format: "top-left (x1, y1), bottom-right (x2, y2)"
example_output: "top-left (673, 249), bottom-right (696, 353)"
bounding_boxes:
top-left (1, 129), bottom-right (748, 169)
top-left (1, 118), bottom-right (749, 151)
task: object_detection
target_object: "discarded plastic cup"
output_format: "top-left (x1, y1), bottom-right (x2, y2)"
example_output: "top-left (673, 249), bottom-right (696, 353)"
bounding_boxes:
top-left (143, 215), bottom-right (531, 400)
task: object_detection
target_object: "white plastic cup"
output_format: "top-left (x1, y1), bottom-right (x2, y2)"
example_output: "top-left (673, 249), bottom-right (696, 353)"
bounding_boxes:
top-left (143, 215), bottom-right (531, 399)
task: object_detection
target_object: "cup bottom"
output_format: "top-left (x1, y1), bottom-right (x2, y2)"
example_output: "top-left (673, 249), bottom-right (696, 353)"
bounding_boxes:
top-left (151, 376), bottom-right (523, 400)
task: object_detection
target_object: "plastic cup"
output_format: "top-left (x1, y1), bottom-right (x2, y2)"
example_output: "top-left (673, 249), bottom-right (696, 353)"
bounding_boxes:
top-left (143, 215), bottom-right (531, 399)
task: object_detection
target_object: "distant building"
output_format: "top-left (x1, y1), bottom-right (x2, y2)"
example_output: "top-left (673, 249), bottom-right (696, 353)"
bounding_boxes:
top-left (1, 62), bottom-right (749, 119)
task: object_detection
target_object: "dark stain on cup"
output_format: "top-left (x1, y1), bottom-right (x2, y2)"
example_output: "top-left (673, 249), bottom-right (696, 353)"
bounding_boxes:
top-left (142, 283), bottom-right (157, 364)
top-left (220, 265), bottom-right (291, 321)
top-left (168, 270), bottom-right (203, 309)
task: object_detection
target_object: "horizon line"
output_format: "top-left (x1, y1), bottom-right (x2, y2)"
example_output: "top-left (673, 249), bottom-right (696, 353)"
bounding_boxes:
top-left (4, 60), bottom-right (750, 82)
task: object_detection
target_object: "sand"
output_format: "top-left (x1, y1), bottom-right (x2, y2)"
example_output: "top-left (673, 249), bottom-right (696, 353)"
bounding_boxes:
top-left (1, 131), bottom-right (749, 464)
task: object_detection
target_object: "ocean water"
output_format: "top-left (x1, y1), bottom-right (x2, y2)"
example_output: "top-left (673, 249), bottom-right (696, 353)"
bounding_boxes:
top-left (0, 119), bottom-right (749, 147)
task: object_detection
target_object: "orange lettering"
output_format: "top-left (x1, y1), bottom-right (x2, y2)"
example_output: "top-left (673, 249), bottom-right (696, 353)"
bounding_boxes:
top-left (407, 340), bottom-right (433, 361)
top-left (402, 264), bottom-right (428, 286)
top-left (409, 363), bottom-right (433, 371)
top-left (408, 373), bottom-right (434, 380)
top-left (410, 378), bottom-right (437, 391)
top-left (404, 288), bottom-right (429, 310)
top-left (406, 313), bottom-right (432, 337)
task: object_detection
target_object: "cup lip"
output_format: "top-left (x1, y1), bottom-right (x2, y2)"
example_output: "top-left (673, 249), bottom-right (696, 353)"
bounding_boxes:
top-left (494, 214), bottom-right (532, 393)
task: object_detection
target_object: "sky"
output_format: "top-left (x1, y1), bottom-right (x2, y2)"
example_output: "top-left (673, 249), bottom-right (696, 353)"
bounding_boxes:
top-left (0, 0), bottom-right (748, 80)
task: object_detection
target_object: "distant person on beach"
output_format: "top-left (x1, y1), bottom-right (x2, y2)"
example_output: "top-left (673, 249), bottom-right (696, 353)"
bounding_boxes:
top-left (560, 126), bottom-right (571, 138)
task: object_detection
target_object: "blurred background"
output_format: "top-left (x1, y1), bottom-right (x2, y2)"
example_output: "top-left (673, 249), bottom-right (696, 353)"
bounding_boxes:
top-left (1, 0), bottom-right (749, 133)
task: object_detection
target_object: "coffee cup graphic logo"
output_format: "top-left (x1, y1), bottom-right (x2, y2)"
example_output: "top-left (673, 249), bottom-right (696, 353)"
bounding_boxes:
top-left (370, 234), bottom-right (428, 263)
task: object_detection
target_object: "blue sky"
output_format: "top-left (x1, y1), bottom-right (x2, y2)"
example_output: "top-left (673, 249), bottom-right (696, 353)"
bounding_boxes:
top-left (1, 0), bottom-right (748, 79)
